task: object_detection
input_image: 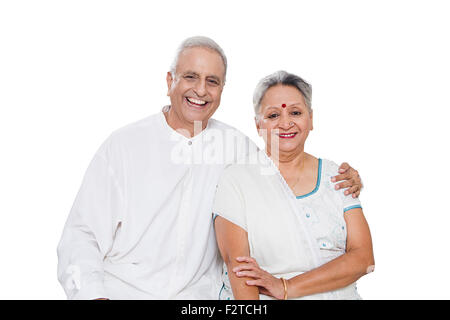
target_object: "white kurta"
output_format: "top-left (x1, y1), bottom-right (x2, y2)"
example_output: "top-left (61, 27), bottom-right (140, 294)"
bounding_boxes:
top-left (57, 106), bottom-right (255, 300)
top-left (213, 150), bottom-right (362, 300)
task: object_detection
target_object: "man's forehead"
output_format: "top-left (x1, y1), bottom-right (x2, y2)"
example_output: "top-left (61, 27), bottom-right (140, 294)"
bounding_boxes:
top-left (176, 47), bottom-right (225, 76)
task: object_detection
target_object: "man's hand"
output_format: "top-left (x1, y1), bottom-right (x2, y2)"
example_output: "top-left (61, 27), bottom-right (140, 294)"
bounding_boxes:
top-left (331, 162), bottom-right (363, 198)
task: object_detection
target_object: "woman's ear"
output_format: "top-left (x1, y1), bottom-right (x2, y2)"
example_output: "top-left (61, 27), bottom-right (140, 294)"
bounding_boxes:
top-left (255, 116), bottom-right (262, 136)
top-left (166, 72), bottom-right (173, 96)
top-left (310, 109), bottom-right (314, 131)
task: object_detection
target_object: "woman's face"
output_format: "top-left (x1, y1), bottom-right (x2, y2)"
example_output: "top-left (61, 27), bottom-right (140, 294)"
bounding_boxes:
top-left (256, 84), bottom-right (313, 155)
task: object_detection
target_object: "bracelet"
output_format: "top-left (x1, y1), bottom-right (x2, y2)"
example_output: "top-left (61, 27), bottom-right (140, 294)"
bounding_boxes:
top-left (280, 277), bottom-right (288, 300)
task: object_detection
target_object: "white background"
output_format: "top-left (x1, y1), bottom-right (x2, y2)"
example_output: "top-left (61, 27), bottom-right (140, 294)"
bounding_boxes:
top-left (1, 0), bottom-right (449, 299)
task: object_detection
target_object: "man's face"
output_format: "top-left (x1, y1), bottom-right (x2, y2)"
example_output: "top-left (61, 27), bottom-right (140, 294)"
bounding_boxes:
top-left (166, 47), bottom-right (225, 127)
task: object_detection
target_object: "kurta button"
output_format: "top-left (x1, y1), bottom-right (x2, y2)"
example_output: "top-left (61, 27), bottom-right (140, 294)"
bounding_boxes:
top-left (306, 213), bottom-right (310, 218)
top-left (188, 141), bottom-right (192, 145)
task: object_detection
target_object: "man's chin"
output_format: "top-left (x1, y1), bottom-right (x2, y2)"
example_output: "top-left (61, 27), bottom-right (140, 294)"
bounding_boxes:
top-left (182, 106), bottom-right (216, 122)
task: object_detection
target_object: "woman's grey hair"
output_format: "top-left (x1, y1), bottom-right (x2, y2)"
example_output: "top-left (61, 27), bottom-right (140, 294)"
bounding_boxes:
top-left (253, 70), bottom-right (312, 116)
top-left (170, 36), bottom-right (228, 83)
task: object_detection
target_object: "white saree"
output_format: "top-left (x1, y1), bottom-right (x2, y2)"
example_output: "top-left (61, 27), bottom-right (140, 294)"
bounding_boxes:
top-left (213, 150), bottom-right (362, 300)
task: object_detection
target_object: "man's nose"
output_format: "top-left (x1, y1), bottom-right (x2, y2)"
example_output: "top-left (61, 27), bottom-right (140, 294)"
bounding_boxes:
top-left (194, 79), bottom-right (207, 97)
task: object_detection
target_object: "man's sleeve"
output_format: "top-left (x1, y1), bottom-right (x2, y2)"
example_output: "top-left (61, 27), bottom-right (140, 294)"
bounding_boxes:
top-left (57, 147), bottom-right (124, 300)
top-left (212, 167), bottom-right (247, 231)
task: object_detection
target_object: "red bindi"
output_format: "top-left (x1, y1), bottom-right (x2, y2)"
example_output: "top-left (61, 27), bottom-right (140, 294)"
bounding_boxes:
top-left (281, 104), bottom-right (286, 108)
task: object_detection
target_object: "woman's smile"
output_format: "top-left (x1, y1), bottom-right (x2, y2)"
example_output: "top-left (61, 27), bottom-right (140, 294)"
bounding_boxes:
top-left (277, 132), bottom-right (298, 139)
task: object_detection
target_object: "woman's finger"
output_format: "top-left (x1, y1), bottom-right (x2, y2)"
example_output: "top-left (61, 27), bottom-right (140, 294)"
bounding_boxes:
top-left (246, 279), bottom-right (264, 287)
top-left (235, 270), bottom-right (260, 278)
top-left (232, 263), bottom-right (256, 273)
top-left (236, 256), bottom-right (257, 265)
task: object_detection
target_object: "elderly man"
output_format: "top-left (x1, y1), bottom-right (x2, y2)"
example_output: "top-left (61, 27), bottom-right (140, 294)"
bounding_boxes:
top-left (57, 36), bottom-right (362, 299)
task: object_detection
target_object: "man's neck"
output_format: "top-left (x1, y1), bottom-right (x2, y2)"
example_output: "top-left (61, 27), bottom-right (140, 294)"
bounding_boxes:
top-left (163, 106), bottom-right (208, 138)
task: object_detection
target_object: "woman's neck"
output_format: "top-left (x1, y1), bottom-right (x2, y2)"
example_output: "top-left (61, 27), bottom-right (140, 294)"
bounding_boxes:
top-left (268, 148), bottom-right (308, 173)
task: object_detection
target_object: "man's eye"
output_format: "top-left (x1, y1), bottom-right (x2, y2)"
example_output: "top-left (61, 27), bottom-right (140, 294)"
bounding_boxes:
top-left (208, 79), bottom-right (219, 85)
top-left (184, 75), bottom-right (195, 79)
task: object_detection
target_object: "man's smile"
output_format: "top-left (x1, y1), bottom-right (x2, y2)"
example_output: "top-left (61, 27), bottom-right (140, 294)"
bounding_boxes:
top-left (186, 97), bottom-right (209, 108)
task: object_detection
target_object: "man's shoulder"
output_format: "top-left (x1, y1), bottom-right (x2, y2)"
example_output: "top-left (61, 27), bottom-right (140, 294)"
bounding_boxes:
top-left (96, 112), bottom-right (162, 156)
top-left (111, 113), bottom-right (161, 138)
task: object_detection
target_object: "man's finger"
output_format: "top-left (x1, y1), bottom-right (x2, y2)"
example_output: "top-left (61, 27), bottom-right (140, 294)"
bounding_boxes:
top-left (346, 185), bottom-right (359, 196)
top-left (331, 172), bottom-right (350, 183)
top-left (339, 162), bottom-right (350, 173)
top-left (336, 180), bottom-right (353, 191)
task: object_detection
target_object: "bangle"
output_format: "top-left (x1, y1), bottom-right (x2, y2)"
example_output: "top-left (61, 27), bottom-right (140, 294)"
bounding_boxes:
top-left (280, 277), bottom-right (288, 300)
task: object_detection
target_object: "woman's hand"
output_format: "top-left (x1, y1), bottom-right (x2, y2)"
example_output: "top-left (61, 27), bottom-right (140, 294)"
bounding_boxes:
top-left (233, 256), bottom-right (286, 300)
top-left (332, 162), bottom-right (363, 198)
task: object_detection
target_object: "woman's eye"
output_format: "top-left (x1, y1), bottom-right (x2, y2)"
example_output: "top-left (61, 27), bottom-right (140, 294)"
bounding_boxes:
top-left (291, 111), bottom-right (302, 116)
top-left (267, 114), bottom-right (279, 119)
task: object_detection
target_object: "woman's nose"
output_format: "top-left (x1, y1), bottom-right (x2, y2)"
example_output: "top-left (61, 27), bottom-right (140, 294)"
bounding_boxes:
top-left (278, 114), bottom-right (293, 129)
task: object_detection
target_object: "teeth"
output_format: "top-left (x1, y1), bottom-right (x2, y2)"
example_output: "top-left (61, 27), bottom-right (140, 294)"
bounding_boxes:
top-left (187, 97), bottom-right (207, 105)
top-left (279, 133), bottom-right (296, 137)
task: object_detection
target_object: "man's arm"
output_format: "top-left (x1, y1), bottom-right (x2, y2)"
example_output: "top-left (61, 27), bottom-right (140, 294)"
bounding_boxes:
top-left (57, 151), bottom-right (122, 300)
top-left (214, 216), bottom-right (259, 300)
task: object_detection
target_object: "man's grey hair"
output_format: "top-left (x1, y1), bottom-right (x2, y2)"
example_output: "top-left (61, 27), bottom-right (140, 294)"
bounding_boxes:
top-left (170, 36), bottom-right (228, 83)
top-left (253, 70), bottom-right (312, 115)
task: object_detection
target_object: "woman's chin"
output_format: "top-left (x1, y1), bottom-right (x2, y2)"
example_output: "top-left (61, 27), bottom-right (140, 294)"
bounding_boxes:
top-left (267, 142), bottom-right (303, 154)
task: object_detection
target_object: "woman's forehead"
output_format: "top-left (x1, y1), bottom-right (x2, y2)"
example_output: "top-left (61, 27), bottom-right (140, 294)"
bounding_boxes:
top-left (262, 85), bottom-right (305, 103)
top-left (261, 101), bottom-right (306, 112)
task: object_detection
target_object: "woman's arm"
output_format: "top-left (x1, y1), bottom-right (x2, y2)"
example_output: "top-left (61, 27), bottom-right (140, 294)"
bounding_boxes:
top-left (214, 216), bottom-right (260, 300)
top-left (234, 208), bottom-right (374, 299)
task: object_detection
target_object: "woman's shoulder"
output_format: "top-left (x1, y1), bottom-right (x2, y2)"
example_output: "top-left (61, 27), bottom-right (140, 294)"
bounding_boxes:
top-left (220, 150), bottom-right (273, 183)
top-left (318, 158), bottom-right (341, 189)
top-left (320, 158), bottom-right (341, 176)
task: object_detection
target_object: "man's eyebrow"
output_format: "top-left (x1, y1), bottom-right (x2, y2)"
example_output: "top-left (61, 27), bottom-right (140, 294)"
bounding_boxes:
top-left (183, 71), bottom-right (199, 76)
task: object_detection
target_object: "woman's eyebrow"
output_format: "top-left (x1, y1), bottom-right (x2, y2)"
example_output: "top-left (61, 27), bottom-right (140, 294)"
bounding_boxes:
top-left (287, 102), bottom-right (305, 108)
top-left (263, 106), bottom-right (280, 112)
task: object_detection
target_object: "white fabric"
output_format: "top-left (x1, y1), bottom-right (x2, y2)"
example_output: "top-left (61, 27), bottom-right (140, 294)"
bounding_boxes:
top-left (57, 106), bottom-right (255, 300)
top-left (213, 150), bottom-right (362, 300)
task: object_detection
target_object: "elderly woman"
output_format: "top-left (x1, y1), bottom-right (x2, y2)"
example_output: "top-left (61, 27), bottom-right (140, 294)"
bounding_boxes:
top-left (213, 71), bottom-right (374, 300)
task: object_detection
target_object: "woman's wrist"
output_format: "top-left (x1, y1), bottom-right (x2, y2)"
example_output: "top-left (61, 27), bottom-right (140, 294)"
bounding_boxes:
top-left (280, 278), bottom-right (288, 300)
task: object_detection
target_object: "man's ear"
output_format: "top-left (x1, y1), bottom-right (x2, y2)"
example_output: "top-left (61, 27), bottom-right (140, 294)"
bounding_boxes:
top-left (166, 72), bottom-right (173, 96)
